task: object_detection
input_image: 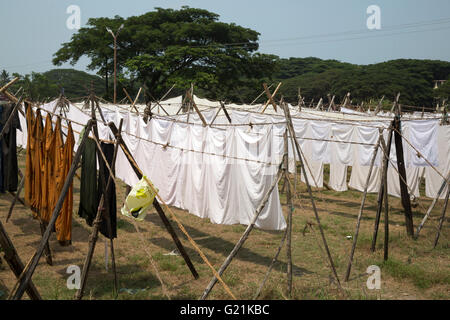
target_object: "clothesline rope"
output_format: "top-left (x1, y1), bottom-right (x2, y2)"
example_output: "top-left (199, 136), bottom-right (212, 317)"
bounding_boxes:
top-left (116, 139), bottom-right (238, 300)
top-left (391, 126), bottom-right (448, 182)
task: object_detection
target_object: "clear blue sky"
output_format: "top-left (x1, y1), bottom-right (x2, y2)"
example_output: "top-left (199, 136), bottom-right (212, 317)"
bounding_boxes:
top-left (1, 0), bottom-right (450, 75)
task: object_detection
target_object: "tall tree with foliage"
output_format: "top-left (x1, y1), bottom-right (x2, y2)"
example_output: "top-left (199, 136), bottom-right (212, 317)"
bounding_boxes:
top-left (53, 16), bottom-right (126, 99)
top-left (0, 69), bottom-right (10, 86)
top-left (52, 7), bottom-right (278, 101)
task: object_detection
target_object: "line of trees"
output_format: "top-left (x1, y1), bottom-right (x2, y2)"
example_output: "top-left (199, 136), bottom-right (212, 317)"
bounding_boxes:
top-left (2, 7), bottom-right (450, 108)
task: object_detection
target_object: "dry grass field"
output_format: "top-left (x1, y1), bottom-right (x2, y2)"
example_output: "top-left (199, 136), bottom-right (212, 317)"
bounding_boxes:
top-left (0, 153), bottom-right (448, 300)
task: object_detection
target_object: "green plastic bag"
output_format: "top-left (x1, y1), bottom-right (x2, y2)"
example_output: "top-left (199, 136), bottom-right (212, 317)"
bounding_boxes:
top-left (121, 176), bottom-right (158, 221)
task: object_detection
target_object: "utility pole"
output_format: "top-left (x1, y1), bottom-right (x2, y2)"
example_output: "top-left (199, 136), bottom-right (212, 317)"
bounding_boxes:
top-left (106, 24), bottom-right (124, 104)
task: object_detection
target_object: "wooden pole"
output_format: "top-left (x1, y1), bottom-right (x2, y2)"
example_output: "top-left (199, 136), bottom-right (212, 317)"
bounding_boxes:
top-left (281, 102), bottom-right (343, 291)
top-left (371, 126), bottom-right (393, 252)
top-left (344, 132), bottom-right (381, 281)
top-left (107, 122), bottom-right (199, 280)
top-left (6, 176), bottom-right (25, 223)
top-left (130, 87), bottom-right (142, 113)
top-left (200, 162), bottom-right (285, 300)
top-left (253, 224), bottom-right (288, 300)
top-left (122, 88), bottom-right (134, 104)
top-left (90, 97), bottom-right (118, 296)
top-left (9, 120), bottom-right (94, 300)
top-left (251, 84), bottom-right (273, 105)
top-left (393, 111), bottom-right (415, 237)
top-left (415, 172), bottom-right (450, 238)
top-left (0, 96), bottom-right (23, 141)
top-left (186, 90), bottom-right (207, 127)
top-left (75, 121), bottom-right (122, 300)
top-left (0, 218), bottom-right (41, 300)
top-left (381, 136), bottom-right (390, 261)
top-left (261, 82), bottom-right (282, 114)
top-left (433, 187), bottom-right (449, 248)
top-left (283, 129), bottom-right (293, 297)
top-left (0, 77), bottom-right (19, 94)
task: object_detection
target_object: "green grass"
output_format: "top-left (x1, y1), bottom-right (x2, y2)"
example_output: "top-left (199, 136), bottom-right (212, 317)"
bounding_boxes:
top-left (381, 259), bottom-right (450, 289)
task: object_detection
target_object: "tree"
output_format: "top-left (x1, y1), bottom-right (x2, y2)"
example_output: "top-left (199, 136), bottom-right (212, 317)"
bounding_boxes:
top-left (53, 16), bottom-right (126, 99)
top-left (53, 7), bottom-right (278, 101)
top-left (0, 69), bottom-right (10, 86)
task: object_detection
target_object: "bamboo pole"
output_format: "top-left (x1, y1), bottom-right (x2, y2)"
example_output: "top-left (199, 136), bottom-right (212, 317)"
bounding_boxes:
top-left (380, 136), bottom-right (390, 261)
top-left (371, 125), bottom-right (393, 252)
top-left (392, 108), bottom-right (414, 237)
top-left (186, 90), bottom-right (207, 126)
top-left (433, 187), bottom-right (449, 248)
top-left (251, 84), bottom-right (273, 105)
top-left (286, 144), bottom-right (293, 298)
top-left (344, 132), bottom-right (381, 281)
top-left (9, 120), bottom-right (94, 300)
top-left (261, 82), bottom-right (282, 114)
top-left (75, 121), bottom-right (122, 300)
top-left (0, 77), bottom-right (19, 95)
top-left (253, 223), bottom-right (288, 300)
top-left (123, 88), bottom-right (134, 104)
top-left (281, 102), bottom-right (343, 292)
top-left (107, 122), bottom-right (199, 280)
top-left (415, 172), bottom-right (450, 238)
top-left (0, 96), bottom-right (23, 141)
top-left (90, 97), bottom-right (119, 296)
top-left (6, 176), bottom-right (25, 223)
top-left (200, 162), bottom-right (285, 300)
top-left (0, 218), bottom-right (41, 300)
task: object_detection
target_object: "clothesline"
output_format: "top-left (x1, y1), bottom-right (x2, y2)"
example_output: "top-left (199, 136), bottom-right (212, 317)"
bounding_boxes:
top-left (36, 104), bottom-right (282, 167)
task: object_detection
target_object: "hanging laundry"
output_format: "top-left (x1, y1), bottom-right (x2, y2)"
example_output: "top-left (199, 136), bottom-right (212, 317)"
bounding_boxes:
top-left (24, 103), bottom-right (35, 209)
top-left (0, 102), bottom-right (22, 193)
top-left (78, 138), bottom-right (98, 226)
top-left (97, 142), bottom-right (117, 239)
top-left (55, 122), bottom-right (75, 246)
top-left (40, 114), bottom-right (54, 223)
top-left (30, 110), bottom-right (44, 216)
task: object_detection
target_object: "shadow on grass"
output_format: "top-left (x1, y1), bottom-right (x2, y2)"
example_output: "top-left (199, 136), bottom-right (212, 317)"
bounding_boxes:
top-left (146, 223), bottom-right (312, 279)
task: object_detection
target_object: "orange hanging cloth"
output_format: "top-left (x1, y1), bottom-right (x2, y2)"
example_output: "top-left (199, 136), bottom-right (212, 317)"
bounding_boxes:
top-left (55, 122), bottom-right (75, 245)
top-left (40, 114), bottom-right (55, 223)
top-left (24, 104), bottom-right (35, 212)
top-left (30, 110), bottom-right (44, 217)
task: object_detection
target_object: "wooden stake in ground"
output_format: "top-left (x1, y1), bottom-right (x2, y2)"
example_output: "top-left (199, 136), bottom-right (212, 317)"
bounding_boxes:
top-left (434, 187), bottom-right (449, 248)
top-left (344, 132), bottom-right (381, 281)
top-left (415, 172), bottom-right (450, 238)
top-left (8, 120), bottom-right (94, 300)
top-left (281, 102), bottom-right (343, 291)
top-left (371, 126), bottom-right (393, 252)
top-left (185, 90), bottom-right (207, 126)
top-left (261, 82), bottom-right (282, 114)
top-left (200, 161), bottom-right (285, 300)
top-left (75, 121), bottom-right (122, 300)
top-left (92, 97), bottom-right (119, 295)
top-left (253, 219), bottom-right (289, 300)
top-left (0, 218), bottom-right (41, 300)
top-left (107, 122), bottom-right (199, 280)
top-left (380, 136), bottom-right (390, 261)
top-left (392, 100), bottom-right (414, 237)
top-left (284, 129), bottom-right (293, 297)
top-left (251, 84), bottom-right (273, 105)
top-left (6, 176), bottom-right (25, 223)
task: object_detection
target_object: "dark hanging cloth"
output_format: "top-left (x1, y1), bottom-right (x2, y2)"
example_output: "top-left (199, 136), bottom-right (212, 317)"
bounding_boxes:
top-left (77, 138), bottom-right (98, 226)
top-left (97, 142), bottom-right (117, 239)
top-left (0, 103), bottom-right (21, 193)
top-left (0, 105), bottom-right (4, 193)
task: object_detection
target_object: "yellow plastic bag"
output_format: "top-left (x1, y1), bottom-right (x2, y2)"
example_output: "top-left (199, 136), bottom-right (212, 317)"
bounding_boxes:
top-left (121, 176), bottom-right (158, 221)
